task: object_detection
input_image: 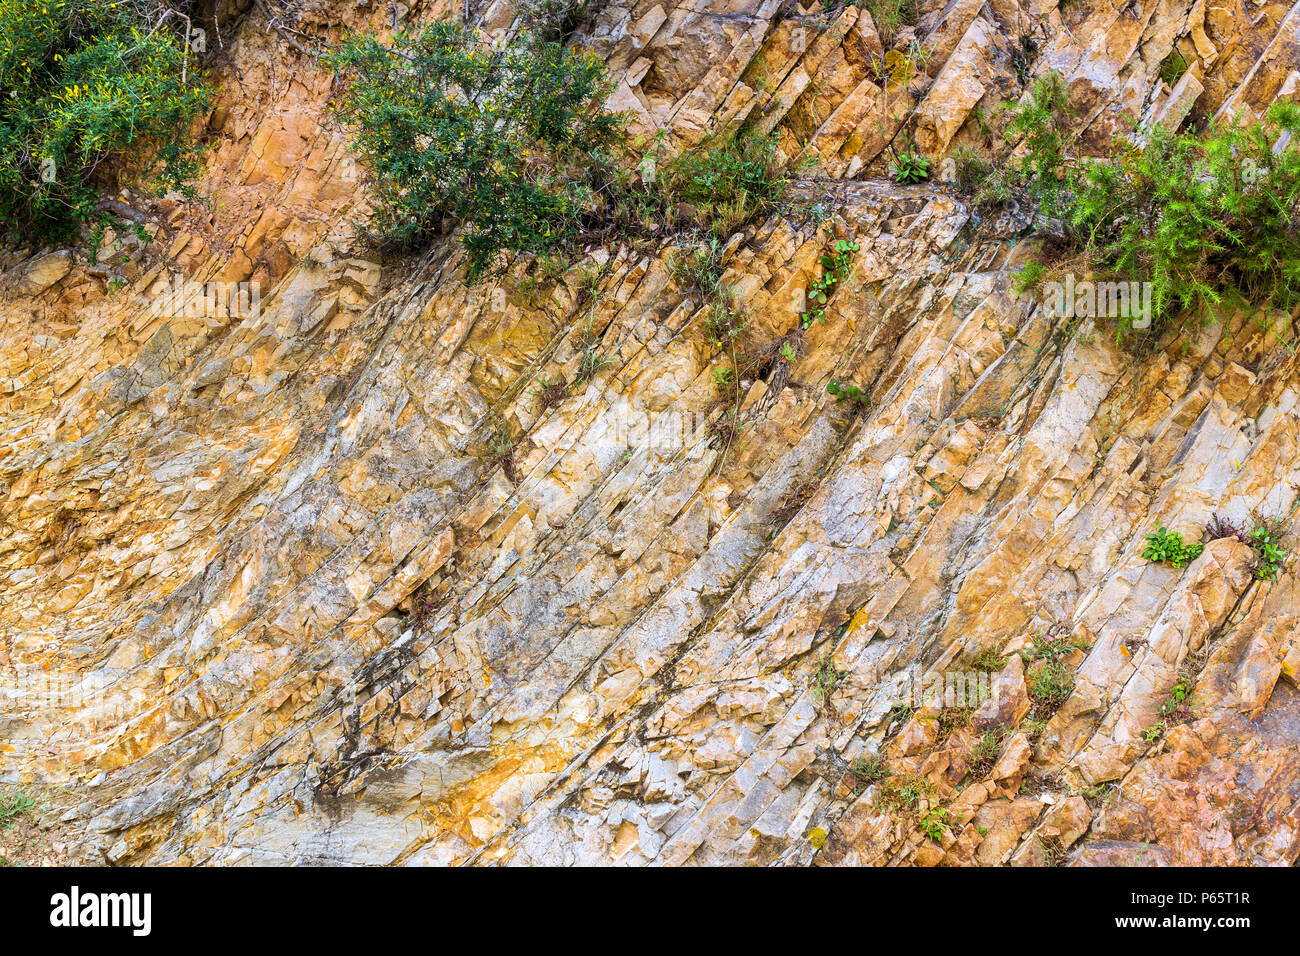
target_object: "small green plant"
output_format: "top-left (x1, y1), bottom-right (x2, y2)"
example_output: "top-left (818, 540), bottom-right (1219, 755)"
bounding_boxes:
top-left (1158, 48), bottom-right (1188, 87)
top-left (704, 290), bottom-right (747, 351)
top-left (574, 346), bottom-right (611, 385)
top-left (826, 380), bottom-right (868, 403)
top-left (887, 701), bottom-right (914, 726)
top-left (848, 754), bottom-right (891, 784)
top-left (1021, 631), bottom-right (1084, 714)
top-left (864, 0), bottom-right (919, 47)
top-left (889, 150), bottom-right (931, 184)
top-left (1011, 259), bottom-right (1047, 296)
top-left (1247, 520), bottom-right (1288, 580)
top-left (801, 238), bottom-right (860, 328)
top-left (1009, 31), bottom-right (1039, 85)
top-left (966, 729), bottom-right (1006, 776)
top-left (936, 707), bottom-right (973, 737)
top-left (1206, 513), bottom-right (1289, 580)
top-left (1022, 716), bottom-right (1049, 740)
top-left (1039, 835), bottom-right (1067, 866)
top-left (971, 648), bottom-right (1006, 672)
top-left (1142, 720), bottom-right (1166, 743)
top-left (1159, 679), bottom-right (1193, 722)
top-left (1143, 526), bottom-right (1204, 568)
top-left (973, 71), bottom-right (1075, 217)
top-left (0, 789), bottom-right (35, 830)
top-left (778, 340), bottom-right (799, 363)
top-left (1027, 660), bottom-right (1074, 712)
top-left (875, 772), bottom-right (934, 813)
top-left (530, 374), bottom-right (569, 414)
top-left (919, 807), bottom-right (949, 842)
top-left (410, 578), bottom-right (442, 629)
top-left (488, 428), bottom-right (517, 482)
top-left (949, 146), bottom-right (991, 193)
top-left (811, 654), bottom-right (847, 704)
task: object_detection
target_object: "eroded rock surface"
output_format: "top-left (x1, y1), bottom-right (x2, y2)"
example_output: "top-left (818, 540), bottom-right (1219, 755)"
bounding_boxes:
top-left (1, 0), bottom-right (1298, 865)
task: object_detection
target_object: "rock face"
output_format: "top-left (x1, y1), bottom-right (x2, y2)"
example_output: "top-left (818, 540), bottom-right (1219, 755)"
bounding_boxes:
top-left (1, 0), bottom-right (1298, 866)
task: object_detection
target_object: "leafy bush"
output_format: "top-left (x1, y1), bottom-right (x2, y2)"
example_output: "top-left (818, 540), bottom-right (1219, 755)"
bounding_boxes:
top-left (0, 0), bottom-right (212, 243)
top-left (1142, 525), bottom-right (1204, 568)
top-left (326, 21), bottom-right (622, 281)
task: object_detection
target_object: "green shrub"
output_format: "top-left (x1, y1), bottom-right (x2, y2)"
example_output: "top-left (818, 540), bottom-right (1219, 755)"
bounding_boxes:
top-left (991, 71), bottom-right (1075, 218)
top-left (994, 71), bottom-right (1300, 337)
top-left (0, 0), bottom-right (212, 243)
top-left (1067, 102), bottom-right (1300, 330)
top-left (662, 128), bottom-right (792, 237)
top-left (1142, 525), bottom-right (1204, 568)
top-left (325, 21), bottom-right (622, 281)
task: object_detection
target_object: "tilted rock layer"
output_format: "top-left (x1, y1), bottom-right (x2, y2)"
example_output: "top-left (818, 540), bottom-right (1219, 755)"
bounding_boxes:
top-left (1, 0), bottom-right (1299, 865)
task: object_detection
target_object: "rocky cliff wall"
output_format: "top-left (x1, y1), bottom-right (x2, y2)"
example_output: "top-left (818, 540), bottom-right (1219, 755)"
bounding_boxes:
top-left (1, 0), bottom-right (1298, 865)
